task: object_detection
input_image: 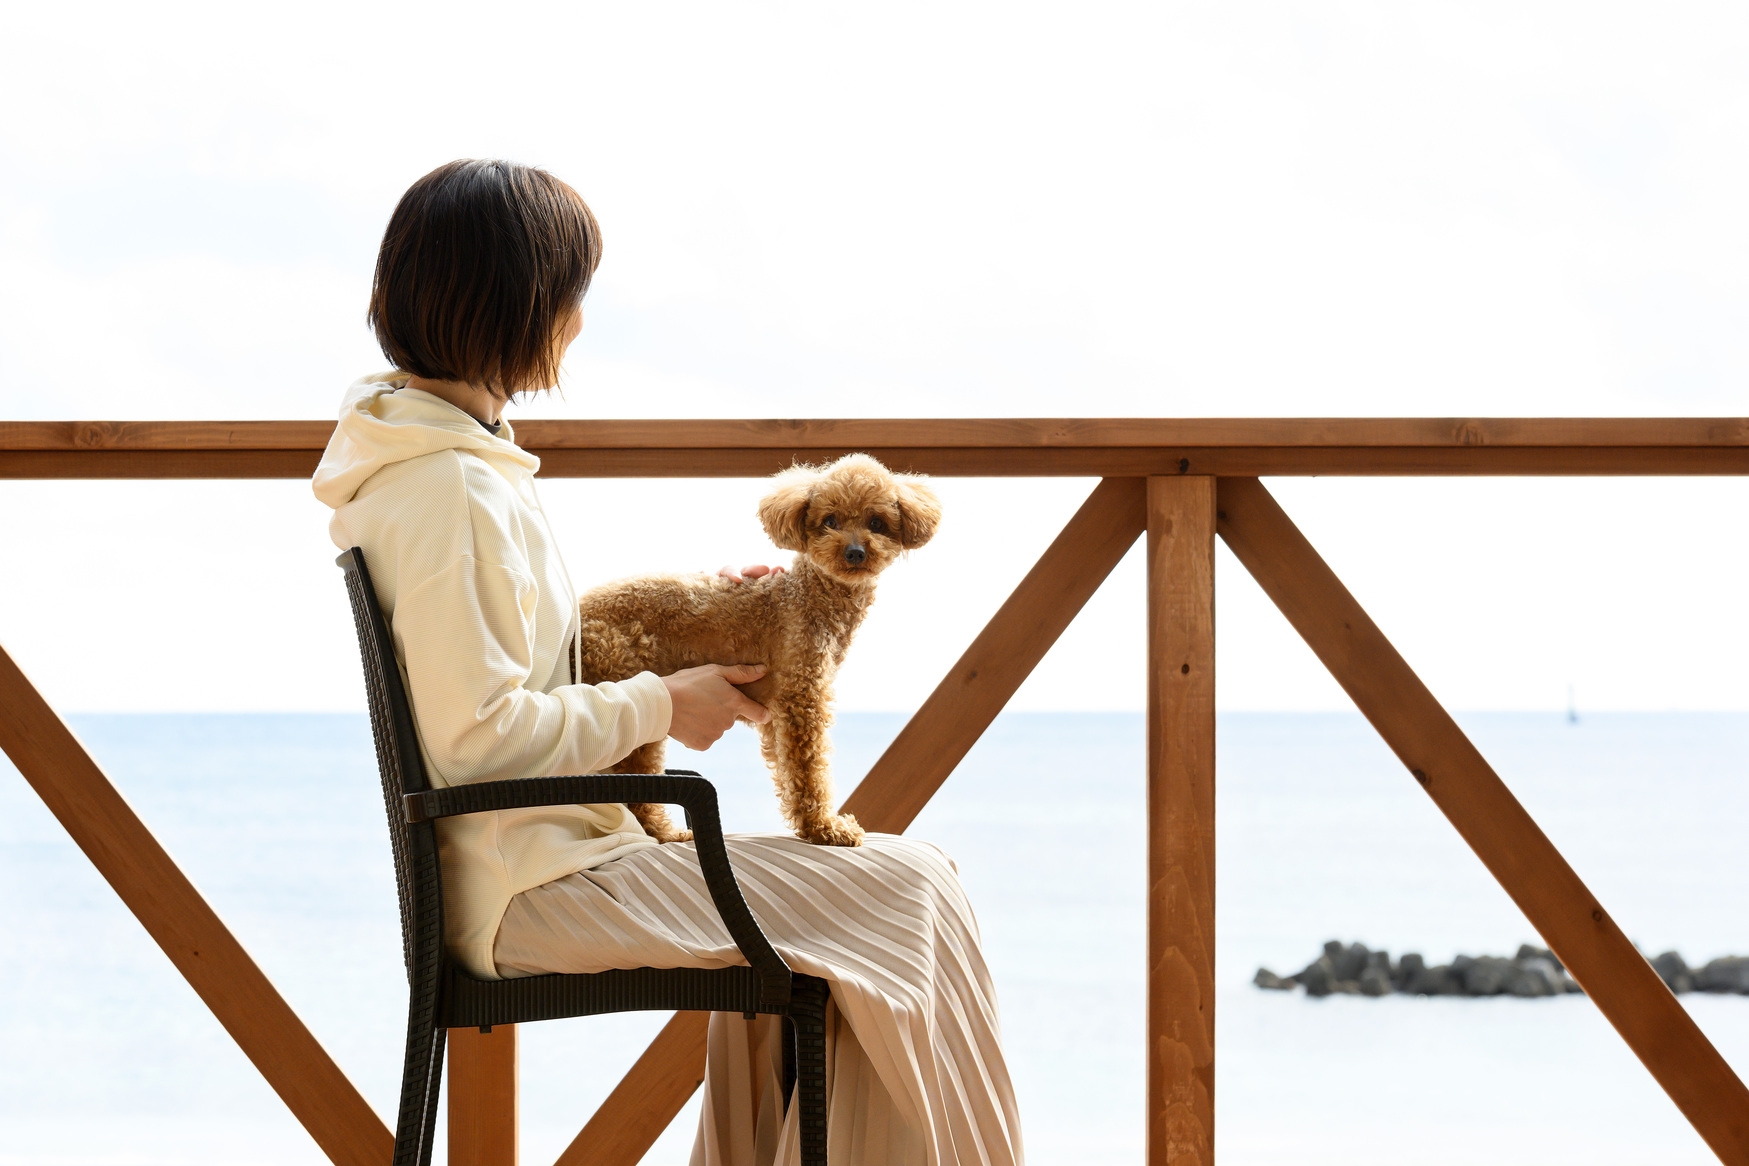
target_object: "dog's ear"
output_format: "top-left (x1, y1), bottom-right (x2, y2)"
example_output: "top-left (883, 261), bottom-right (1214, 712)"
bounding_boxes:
top-left (758, 472), bottom-right (814, 551)
top-left (894, 476), bottom-right (941, 549)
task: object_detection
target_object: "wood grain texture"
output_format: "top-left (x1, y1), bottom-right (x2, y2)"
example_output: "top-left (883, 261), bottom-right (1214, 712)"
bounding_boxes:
top-left (10, 416), bottom-right (1749, 451)
top-left (0, 420), bottom-right (337, 450)
top-left (449, 1025), bottom-right (518, 1166)
top-left (551, 1012), bottom-right (710, 1166)
top-left (8, 445), bottom-right (1749, 479)
top-left (6, 451), bottom-right (1742, 482)
top-left (1214, 476), bottom-right (1749, 1164)
top-left (513, 415), bottom-right (1749, 449)
top-left (529, 446), bottom-right (1749, 479)
top-left (5, 418), bottom-right (1749, 479)
top-left (559, 478), bottom-right (1147, 1166)
top-left (0, 645), bottom-right (393, 1166)
top-left (841, 476), bottom-right (1148, 831)
top-left (1145, 478), bottom-right (1217, 1166)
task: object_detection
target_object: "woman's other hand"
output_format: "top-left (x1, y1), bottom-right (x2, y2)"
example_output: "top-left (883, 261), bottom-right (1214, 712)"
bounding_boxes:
top-left (717, 564), bottom-right (786, 582)
top-left (663, 664), bottom-right (770, 750)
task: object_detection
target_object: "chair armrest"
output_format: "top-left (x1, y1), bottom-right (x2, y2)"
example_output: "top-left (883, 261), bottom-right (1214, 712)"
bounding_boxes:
top-left (403, 770), bottom-right (791, 1011)
top-left (403, 771), bottom-right (713, 823)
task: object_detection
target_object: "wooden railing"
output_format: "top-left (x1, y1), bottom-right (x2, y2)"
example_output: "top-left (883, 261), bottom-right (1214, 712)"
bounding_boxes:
top-left (2, 418), bottom-right (1747, 1166)
top-left (4, 417), bottom-right (1749, 478)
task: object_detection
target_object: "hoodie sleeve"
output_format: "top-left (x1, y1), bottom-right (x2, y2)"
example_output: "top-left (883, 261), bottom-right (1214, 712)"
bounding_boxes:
top-left (392, 554), bottom-right (673, 785)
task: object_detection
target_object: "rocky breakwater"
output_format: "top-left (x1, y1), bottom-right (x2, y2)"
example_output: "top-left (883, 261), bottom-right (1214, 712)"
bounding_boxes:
top-left (1255, 940), bottom-right (1749, 999)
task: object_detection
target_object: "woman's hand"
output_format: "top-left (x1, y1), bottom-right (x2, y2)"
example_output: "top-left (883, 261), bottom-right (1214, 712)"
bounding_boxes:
top-left (717, 564), bottom-right (786, 582)
top-left (662, 664), bottom-right (771, 750)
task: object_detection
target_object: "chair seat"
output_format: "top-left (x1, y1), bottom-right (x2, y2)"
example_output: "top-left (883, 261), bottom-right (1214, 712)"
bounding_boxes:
top-left (445, 965), bottom-right (769, 1029)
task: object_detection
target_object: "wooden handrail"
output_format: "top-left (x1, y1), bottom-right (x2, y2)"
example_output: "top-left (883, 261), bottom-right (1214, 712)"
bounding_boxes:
top-left (4, 417), bottom-right (1749, 478)
top-left (6, 416), bottom-right (1749, 450)
top-left (0, 421), bottom-right (339, 450)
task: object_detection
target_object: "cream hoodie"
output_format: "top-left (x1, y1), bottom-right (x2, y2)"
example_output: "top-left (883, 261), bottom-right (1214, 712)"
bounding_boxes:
top-left (314, 372), bottom-right (668, 978)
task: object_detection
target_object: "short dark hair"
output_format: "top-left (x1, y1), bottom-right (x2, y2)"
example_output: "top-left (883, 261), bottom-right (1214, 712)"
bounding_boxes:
top-left (369, 159), bottom-right (602, 397)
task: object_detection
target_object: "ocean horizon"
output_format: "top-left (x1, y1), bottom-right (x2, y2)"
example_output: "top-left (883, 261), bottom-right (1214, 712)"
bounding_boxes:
top-left (2, 710), bottom-right (1745, 1164)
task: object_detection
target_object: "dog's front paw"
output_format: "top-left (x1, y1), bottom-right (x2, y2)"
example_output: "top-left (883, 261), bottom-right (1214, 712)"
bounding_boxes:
top-left (660, 828), bottom-right (695, 844)
top-left (799, 813), bottom-right (865, 847)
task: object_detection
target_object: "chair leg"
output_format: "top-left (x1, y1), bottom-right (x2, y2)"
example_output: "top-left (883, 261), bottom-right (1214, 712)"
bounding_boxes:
top-left (789, 975), bottom-right (830, 1166)
top-left (395, 1006), bottom-right (446, 1166)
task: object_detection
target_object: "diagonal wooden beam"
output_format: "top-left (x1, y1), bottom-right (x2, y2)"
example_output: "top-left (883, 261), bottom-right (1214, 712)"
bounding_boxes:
top-left (1214, 476), bottom-right (1749, 1164)
top-left (554, 476), bottom-right (1149, 1166)
top-left (0, 645), bottom-right (393, 1166)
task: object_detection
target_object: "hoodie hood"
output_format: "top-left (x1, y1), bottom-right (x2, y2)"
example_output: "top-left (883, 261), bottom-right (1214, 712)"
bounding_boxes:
top-left (312, 372), bottom-right (541, 508)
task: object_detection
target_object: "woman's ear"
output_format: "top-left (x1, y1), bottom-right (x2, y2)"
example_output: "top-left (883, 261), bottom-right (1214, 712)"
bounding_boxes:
top-left (895, 476), bottom-right (942, 549)
top-left (758, 471), bottom-right (815, 551)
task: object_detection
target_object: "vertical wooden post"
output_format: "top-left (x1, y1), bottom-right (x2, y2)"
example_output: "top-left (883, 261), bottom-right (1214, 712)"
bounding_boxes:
top-left (449, 1025), bottom-right (518, 1166)
top-left (1146, 476), bottom-right (1216, 1166)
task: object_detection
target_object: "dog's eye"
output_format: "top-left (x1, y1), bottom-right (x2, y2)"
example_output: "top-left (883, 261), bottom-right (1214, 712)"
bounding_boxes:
top-left (867, 516), bottom-right (887, 534)
top-left (822, 515), bottom-right (838, 530)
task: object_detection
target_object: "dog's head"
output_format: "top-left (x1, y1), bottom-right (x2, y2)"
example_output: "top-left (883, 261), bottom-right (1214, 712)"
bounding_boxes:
top-left (758, 453), bottom-right (941, 586)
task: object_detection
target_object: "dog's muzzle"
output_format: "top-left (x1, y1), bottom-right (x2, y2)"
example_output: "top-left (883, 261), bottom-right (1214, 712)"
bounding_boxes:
top-left (843, 543), bottom-right (867, 566)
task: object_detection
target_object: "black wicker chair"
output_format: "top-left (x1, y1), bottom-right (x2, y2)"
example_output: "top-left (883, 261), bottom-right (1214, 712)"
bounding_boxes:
top-left (338, 547), bottom-right (828, 1166)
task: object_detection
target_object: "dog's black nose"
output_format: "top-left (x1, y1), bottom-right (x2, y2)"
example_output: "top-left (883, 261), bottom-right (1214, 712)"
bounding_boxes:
top-left (843, 543), bottom-right (867, 566)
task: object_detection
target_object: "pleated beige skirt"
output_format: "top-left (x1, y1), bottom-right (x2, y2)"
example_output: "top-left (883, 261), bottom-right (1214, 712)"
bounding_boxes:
top-left (492, 833), bottom-right (1024, 1166)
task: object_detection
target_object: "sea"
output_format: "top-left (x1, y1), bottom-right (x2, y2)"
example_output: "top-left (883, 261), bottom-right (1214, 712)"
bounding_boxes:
top-left (2, 711), bottom-right (1746, 1165)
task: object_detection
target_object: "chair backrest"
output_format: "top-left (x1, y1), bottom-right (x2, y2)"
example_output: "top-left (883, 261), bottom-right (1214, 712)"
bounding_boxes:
top-left (336, 547), bottom-right (441, 981)
top-left (338, 547), bottom-right (450, 1164)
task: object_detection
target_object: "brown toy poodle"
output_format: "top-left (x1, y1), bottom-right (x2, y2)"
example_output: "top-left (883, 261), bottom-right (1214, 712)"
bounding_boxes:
top-left (575, 453), bottom-right (941, 846)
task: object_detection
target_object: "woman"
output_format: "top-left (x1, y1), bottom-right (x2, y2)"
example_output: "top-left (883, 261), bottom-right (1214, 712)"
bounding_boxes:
top-left (313, 159), bottom-right (1023, 1166)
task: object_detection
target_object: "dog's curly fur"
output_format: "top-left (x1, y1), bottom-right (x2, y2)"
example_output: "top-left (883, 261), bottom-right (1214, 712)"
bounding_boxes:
top-left (575, 453), bottom-right (941, 847)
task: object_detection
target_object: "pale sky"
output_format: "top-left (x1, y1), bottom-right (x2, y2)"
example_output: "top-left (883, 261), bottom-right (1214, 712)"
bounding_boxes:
top-left (2, 1), bottom-right (1745, 713)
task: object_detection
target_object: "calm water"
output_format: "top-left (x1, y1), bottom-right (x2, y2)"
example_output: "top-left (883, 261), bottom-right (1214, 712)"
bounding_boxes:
top-left (1, 712), bottom-right (1746, 1165)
